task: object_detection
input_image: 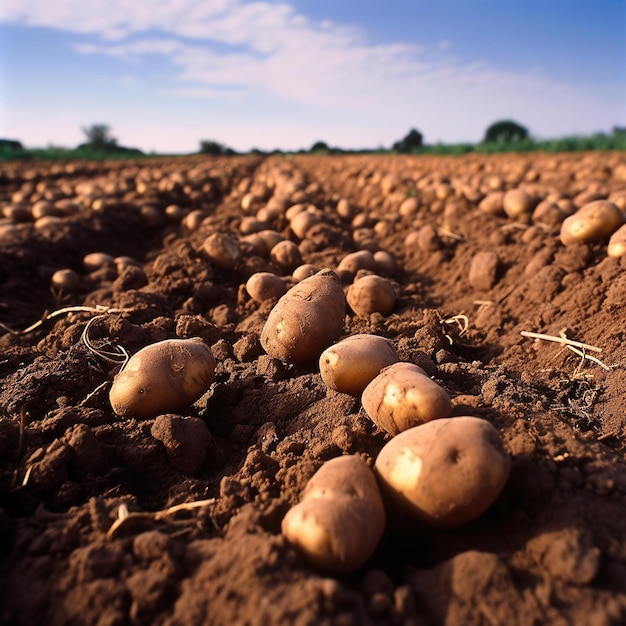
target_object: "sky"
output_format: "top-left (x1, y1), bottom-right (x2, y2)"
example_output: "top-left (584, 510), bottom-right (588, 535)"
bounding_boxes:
top-left (0, 0), bottom-right (625, 154)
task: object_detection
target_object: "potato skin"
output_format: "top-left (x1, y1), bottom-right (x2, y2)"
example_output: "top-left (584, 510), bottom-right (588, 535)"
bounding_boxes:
top-left (261, 268), bottom-right (346, 364)
top-left (346, 274), bottom-right (397, 317)
top-left (281, 455), bottom-right (386, 574)
top-left (374, 416), bottom-right (511, 528)
top-left (245, 272), bottom-right (287, 303)
top-left (362, 362), bottom-right (451, 435)
top-left (109, 338), bottom-right (216, 419)
top-left (559, 200), bottom-right (623, 246)
top-left (319, 334), bottom-right (399, 397)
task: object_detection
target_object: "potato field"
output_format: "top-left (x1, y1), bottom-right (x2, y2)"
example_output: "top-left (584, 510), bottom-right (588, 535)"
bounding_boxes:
top-left (1, 151), bottom-right (626, 625)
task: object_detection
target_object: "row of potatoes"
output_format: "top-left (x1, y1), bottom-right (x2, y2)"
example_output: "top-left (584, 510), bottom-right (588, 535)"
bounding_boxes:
top-left (265, 269), bottom-right (510, 573)
top-left (107, 268), bottom-right (510, 574)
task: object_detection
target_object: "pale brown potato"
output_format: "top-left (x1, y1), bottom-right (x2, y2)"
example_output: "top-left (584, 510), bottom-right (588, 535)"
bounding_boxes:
top-left (261, 268), bottom-right (346, 364)
top-left (560, 200), bottom-right (624, 246)
top-left (291, 263), bottom-right (318, 282)
top-left (51, 268), bottom-right (80, 291)
top-left (246, 272), bottom-right (288, 303)
top-left (270, 239), bottom-right (302, 271)
top-left (319, 334), bottom-right (399, 397)
top-left (374, 416), bottom-right (511, 528)
top-left (202, 232), bottom-right (241, 269)
top-left (109, 338), bottom-right (216, 419)
top-left (281, 455), bottom-right (386, 574)
top-left (373, 250), bottom-right (397, 275)
top-left (336, 250), bottom-right (378, 279)
top-left (608, 223), bottom-right (626, 257)
top-left (346, 274), bottom-right (396, 317)
top-left (503, 188), bottom-right (535, 219)
top-left (362, 362), bottom-right (452, 435)
top-left (290, 210), bottom-right (321, 239)
top-left (83, 252), bottom-right (115, 272)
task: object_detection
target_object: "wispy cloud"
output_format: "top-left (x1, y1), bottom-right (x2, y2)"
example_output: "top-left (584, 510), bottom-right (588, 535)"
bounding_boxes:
top-left (1, 0), bottom-right (622, 150)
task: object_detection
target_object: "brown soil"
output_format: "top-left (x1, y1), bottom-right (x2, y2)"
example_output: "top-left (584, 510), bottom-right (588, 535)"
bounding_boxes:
top-left (1, 152), bottom-right (626, 626)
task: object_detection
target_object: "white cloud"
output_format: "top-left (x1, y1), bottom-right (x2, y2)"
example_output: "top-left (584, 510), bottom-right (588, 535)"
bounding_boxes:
top-left (1, 0), bottom-right (623, 151)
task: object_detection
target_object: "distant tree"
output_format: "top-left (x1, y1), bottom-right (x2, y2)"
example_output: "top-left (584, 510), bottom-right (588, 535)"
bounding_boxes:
top-left (310, 141), bottom-right (330, 153)
top-left (612, 126), bottom-right (626, 136)
top-left (483, 120), bottom-right (529, 143)
top-left (82, 124), bottom-right (118, 151)
top-left (0, 139), bottom-right (23, 151)
top-left (199, 140), bottom-right (235, 155)
top-left (392, 128), bottom-right (423, 153)
top-left (199, 140), bottom-right (225, 155)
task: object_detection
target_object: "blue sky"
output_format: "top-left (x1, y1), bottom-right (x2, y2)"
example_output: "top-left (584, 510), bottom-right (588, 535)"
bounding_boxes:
top-left (1, 0), bottom-right (624, 153)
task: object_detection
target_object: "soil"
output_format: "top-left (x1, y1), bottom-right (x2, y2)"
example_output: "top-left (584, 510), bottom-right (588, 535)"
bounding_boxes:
top-left (1, 151), bottom-right (626, 626)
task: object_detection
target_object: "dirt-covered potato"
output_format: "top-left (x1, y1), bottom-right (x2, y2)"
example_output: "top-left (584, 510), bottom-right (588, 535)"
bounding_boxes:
top-left (246, 272), bottom-right (287, 303)
top-left (51, 268), bottom-right (80, 291)
top-left (346, 274), bottom-right (396, 317)
top-left (291, 263), bottom-right (317, 282)
top-left (374, 416), bottom-right (511, 528)
top-left (109, 338), bottom-right (216, 419)
top-left (319, 334), bottom-right (399, 397)
top-left (269, 240), bottom-right (301, 273)
top-left (607, 223), bottom-right (626, 257)
top-left (362, 362), bottom-right (452, 435)
top-left (503, 188), bottom-right (535, 219)
top-left (83, 252), bottom-right (115, 272)
top-left (202, 232), bottom-right (241, 269)
top-left (281, 455), bottom-right (386, 574)
top-left (559, 200), bottom-right (624, 246)
top-left (261, 268), bottom-right (346, 364)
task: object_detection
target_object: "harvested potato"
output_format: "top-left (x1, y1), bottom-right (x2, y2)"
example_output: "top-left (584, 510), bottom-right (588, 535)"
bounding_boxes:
top-left (362, 362), bottom-right (451, 435)
top-left (109, 338), bottom-right (216, 419)
top-left (270, 239), bottom-right (302, 271)
top-left (374, 416), bottom-right (511, 528)
top-left (202, 232), bottom-right (241, 269)
top-left (290, 210), bottom-right (321, 239)
top-left (261, 268), bottom-right (345, 364)
top-left (282, 455), bottom-right (386, 574)
top-left (83, 252), bottom-right (115, 272)
top-left (319, 334), bottom-right (399, 397)
top-left (246, 272), bottom-right (287, 303)
top-left (608, 223), bottom-right (626, 257)
top-left (503, 188), bottom-right (535, 219)
top-left (346, 274), bottom-right (396, 317)
top-left (373, 250), bottom-right (397, 275)
top-left (291, 263), bottom-right (317, 282)
top-left (560, 200), bottom-right (623, 246)
top-left (51, 268), bottom-right (80, 291)
top-left (337, 250), bottom-right (378, 278)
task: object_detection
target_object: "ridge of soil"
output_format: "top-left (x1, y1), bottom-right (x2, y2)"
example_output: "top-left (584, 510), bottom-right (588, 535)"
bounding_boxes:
top-left (1, 151), bottom-right (626, 625)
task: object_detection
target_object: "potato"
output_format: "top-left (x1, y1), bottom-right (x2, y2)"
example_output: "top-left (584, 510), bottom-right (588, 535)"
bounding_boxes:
top-left (290, 210), bottom-right (321, 239)
top-left (270, 239), bottom-right (302, 271)
top-left (559, 200), bottom-right (624, 246)
top-left (83, 252), bottom-right (115, 272)
top-left (336, 250), bottom-right (378, 278)
top-left (503, 188), bottom-right (535, 219)
top-left (261, 268), bottom-right (346, 364)
top-left (202, 232), bottom-right (241, 269)
top-left (281, 455), bottom-right (386, 574)
top-left (362, 362), bottom-right (451, 435)
top-left (320, 334), bottom-right (399, 397)
top-left (608, 224), bottom-right (626, 257)
top-left (291, 263), bottom-right (317, 282)
top-left (374, 416), bottom-right (511, 528)
top-left (245, 272), bottom-right (287, 303)
top-left (346, 274), bottom-right (396, 317)
top-left (51, 268), bottom-right (80, 291)
top-left (109, 338), bottom-right (216, 419)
